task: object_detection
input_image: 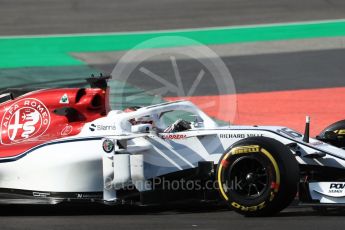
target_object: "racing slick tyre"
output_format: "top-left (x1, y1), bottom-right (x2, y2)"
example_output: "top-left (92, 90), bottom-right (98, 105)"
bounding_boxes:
top-left (318, 120), bottom-right (345, 148)
top-left (217, 137), bottom-right (299, 217)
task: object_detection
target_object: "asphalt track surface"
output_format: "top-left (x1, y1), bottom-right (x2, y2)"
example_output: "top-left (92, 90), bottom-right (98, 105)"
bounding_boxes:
top-left (2, 0), bottom-right (345, 229)
top-left (0, 203), bottom-right (344, 230)
top-left (0, 205), bottom-right (345, 230)
top-left (1, 0), bottom-right (345, 35)
top-left (94, 49), bottom-right (345, 95)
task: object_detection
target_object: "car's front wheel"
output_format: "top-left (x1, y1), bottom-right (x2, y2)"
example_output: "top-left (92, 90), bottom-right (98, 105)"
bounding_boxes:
top-left (217, 137), bottom-right (299, 216)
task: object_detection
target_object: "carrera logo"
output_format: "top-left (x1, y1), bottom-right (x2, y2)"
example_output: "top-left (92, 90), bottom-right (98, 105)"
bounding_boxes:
top-left (162, 134), bottom-right (187, 140)
top-left (1, 98), bottom-right (51, 145)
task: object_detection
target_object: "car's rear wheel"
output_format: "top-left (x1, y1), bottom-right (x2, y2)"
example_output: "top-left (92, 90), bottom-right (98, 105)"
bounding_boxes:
top-left (217, 137), bottom-right (299, 216)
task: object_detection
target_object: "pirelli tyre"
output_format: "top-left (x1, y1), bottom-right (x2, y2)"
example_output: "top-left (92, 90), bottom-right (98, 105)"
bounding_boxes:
top-left (217, 137), bottom-right (299, 216)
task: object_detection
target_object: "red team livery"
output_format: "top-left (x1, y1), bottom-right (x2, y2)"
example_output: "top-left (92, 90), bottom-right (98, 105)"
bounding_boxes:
top-left (0, 77), bottom-right (109, 158)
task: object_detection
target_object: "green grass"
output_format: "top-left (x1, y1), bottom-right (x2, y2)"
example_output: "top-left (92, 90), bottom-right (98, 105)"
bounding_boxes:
top-left (1, 20), bottom-right (345, 68)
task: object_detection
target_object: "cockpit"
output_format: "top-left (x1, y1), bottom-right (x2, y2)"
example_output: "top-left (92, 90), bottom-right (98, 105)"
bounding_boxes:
top-left (119, 101), bottom-right (216, 135)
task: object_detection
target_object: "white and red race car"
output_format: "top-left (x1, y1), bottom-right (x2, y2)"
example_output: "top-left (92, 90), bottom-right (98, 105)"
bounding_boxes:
top-left (1, 76), bottom-right (345, 216)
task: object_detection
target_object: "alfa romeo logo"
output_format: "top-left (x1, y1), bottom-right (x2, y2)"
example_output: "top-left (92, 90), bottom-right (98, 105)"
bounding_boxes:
top-left (1, 98), bottom-right (51, 144)
top-left (102, 139), bottom-right (114, 153)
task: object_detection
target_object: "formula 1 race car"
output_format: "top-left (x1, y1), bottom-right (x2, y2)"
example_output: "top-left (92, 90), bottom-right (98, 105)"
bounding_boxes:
top-left (2, 76), bottom-right (345, 217)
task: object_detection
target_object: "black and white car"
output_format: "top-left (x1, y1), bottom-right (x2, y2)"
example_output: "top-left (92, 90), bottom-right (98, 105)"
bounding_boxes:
top-left (96, 100), bottom-right (345, 216)
top-left (2, 81), bottom-right (345, 216)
